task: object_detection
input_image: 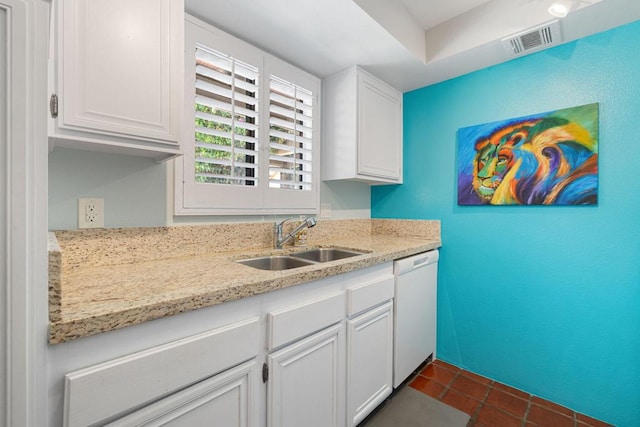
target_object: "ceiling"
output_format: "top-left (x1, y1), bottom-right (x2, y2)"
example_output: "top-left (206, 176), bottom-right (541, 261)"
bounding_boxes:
top-left (398, 0), bottom-right (493, 30)
top-left (185, 0), bottom-right (640, 92)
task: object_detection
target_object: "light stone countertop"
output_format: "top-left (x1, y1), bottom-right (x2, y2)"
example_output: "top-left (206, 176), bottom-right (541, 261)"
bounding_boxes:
top-left (49, 219), bottom-right (441, 344)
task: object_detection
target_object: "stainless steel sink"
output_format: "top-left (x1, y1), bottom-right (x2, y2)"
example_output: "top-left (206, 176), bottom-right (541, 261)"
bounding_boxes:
top-left (237, 255), bottom-right (316, 271)
top-left (237, 247), bottom-right (365, 270)
top-left (290, 247), bottom-right (364, 263)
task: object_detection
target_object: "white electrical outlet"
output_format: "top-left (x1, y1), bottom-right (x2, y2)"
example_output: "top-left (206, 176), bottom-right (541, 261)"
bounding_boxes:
top-left (78, 198), bottom-right (104, 229)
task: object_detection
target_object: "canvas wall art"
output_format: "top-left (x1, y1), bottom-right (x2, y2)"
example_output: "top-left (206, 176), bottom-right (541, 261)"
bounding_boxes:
top-left (457, 103), bottom-right (599, 206)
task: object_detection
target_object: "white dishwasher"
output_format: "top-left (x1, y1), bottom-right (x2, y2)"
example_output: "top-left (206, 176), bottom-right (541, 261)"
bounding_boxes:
top-left (393, 249), bottom-right (439, 388)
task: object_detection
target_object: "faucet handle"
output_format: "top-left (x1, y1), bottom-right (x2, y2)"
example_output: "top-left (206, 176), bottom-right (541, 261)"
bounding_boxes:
top-left (275, 216), bottom-right (294, 227)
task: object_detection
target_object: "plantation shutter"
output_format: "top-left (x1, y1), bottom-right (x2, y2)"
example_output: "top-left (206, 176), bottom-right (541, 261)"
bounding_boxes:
top-left (177, 16), bottom-right (319, 215)
top-left (194, 46), bottom-right (259, 186)
top-left (268, 75), bottom-right (313, 191)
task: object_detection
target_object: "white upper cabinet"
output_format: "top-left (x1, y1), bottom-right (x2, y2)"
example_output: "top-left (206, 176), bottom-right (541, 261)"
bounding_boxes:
top-left (323, 66), bottom-right (402, 184)
top-left (49, 0), bottom-right (183, 161)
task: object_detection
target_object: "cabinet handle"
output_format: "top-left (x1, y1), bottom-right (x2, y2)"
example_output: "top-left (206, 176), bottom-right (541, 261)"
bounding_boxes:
top-left (262, 362), bottom-right (269, 383)
top-left (50, 94), bottom-right (58, 118)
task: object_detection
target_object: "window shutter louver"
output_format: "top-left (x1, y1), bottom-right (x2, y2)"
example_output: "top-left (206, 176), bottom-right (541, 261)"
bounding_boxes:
top-left (268, 75), bottom-right (313, 191)
top-left (194, 46), bottom-right (259, 186)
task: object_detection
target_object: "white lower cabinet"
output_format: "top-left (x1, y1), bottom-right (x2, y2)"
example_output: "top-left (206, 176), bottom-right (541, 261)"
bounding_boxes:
top-left (62, 317), bottom-right (260, 427)
top-left (344, 265), bottom-right (395, 426)
top-left (265, 285), bottom-right (346, 427)
top-left (107, 360), bottom-right (258, 427)
top-left (57, 262), bottom-right (399, 427)
top-left (267, 323), bottom-right (345, 427)
top-left (346, 301), bottom-right (394, 426)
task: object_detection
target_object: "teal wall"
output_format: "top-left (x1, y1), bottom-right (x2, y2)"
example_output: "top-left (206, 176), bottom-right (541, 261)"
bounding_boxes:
top-left (372, 21), bottom-right (640, 426)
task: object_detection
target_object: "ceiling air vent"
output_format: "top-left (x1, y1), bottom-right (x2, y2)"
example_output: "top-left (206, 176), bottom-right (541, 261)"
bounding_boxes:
top-left (502, 20), bottom-right (562, 56)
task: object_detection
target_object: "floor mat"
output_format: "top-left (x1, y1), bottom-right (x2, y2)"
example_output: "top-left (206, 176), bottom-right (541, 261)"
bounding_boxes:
top-left (362, 386), bottom-right (470, 427)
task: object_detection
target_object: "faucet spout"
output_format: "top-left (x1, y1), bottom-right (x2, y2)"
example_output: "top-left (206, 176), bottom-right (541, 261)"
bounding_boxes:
top-left (274, 216), bottom-right (317, 249)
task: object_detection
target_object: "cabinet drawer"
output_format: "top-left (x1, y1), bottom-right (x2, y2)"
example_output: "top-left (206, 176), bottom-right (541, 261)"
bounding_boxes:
top-left (268, 291), bottom-right (345, 351)
top-left (346, 275), bottom-right (394, 317)
top-left (64, 317), bottom-right (259, 427)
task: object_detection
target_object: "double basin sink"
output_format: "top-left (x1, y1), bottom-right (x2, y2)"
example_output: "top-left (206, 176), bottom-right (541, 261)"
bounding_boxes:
top-left (238, 247), bottom-right (365, 271)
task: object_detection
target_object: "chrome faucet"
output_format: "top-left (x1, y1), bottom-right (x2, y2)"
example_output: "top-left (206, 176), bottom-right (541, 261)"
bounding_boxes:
top-left (274, 216), bottom-right (317, 249)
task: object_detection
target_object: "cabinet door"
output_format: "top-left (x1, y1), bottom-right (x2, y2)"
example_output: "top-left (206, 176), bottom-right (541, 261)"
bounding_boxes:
top-left (346, 301), bottom-right (394, 426)
top-left (357, 72), bottom-right (402, 181)
top-left (106, 360), bottom-right (258, 427)
top-left (268, 323), bottom-right (345, 427)
top-left (56, 0), bottom-right (181, 144)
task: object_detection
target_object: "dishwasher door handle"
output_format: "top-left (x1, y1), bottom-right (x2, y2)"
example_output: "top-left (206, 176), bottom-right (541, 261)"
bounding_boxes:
top-left (413, 257), bottom-right (429, 267)
top-left (394, 250), bottom-right (439, 275)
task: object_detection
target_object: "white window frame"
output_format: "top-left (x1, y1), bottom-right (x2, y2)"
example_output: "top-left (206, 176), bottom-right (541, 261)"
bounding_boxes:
top-left (175, 15), bottom-right (320, 216)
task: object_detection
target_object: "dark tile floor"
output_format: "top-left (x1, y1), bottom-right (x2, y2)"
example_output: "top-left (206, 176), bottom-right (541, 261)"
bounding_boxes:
top-left (409, 360), bottom-right (612, 427)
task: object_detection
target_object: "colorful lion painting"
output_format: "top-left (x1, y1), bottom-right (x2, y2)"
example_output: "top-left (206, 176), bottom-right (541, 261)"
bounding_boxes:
top-left (457, 103), bottom-right (599, 205)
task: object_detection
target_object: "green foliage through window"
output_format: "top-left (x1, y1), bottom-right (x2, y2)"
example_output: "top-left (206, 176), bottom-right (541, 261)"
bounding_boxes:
top-left (194, 46), bottom-right (258, 186)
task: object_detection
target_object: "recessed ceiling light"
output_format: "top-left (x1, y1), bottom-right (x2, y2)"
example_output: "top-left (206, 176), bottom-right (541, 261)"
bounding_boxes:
top-left (548, 1), bottom-right (572, 17)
